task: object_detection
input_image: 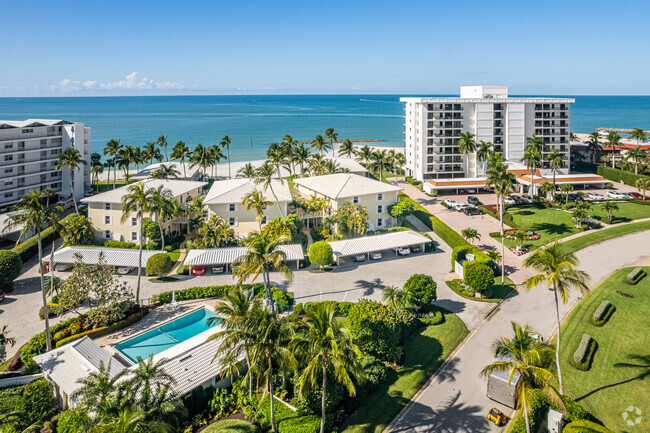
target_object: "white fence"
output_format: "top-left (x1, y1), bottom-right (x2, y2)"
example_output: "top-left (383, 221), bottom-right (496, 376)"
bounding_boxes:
top-left (0, 373), bottom-right (42, 389)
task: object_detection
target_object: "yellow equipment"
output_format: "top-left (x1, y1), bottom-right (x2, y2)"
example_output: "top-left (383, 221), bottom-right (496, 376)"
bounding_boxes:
top-left (487, 408), bottom-right (508, 427)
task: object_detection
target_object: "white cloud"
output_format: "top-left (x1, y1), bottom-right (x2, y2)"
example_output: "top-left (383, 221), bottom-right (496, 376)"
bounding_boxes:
top-left (50, 72), bottom-right (185, 93)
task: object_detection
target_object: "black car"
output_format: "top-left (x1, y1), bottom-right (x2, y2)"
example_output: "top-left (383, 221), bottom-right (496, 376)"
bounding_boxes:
top-left (464, 207), bottom-right (484, 216)
top-left (410, 245), bottom-right (422, 253)
top-left (467, 196), bottom-right (482, 206)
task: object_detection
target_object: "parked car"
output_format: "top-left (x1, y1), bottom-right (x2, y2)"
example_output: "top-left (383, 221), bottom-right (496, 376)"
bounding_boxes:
top-left (455, 204), bottom-right (471, 212)
top-left (211, 265), bottom-right (225, 273)
top-left (585, 192), bottom-right (604, 199)
top-left (606, 190), bottom-right (628, 199)
top-left (467, 196), bottom-right (482, 206)
top-left (503, 197), bottom-right (516, 205)
top-left (370, 252), bottom-right (382, 260)
top-left (522, 195), bottom-right (534, 203)
top-left (567, 193), bottom-right (584, 202)
top-left (443, 199), bottom-right (458, 208)
top-left (629, 192), bottom-right (643, 199)
top-left (59, 199), bottom-right (74, 209)
top-left (192, 266), bottom-right (206, 276)
top-left (352, 254), bottom-right (366, 262)
top-left (464, 207), bottom-right (484, 216)
top-left (397, 247), bottom-right (411, 255)
top-left (116, 267), bottom-right (132, 275)
top-left (511, 196), bottom-right (524, 204)
top-left (0, 290), bottom-right (5, 302)
top-left (410, 245), bottom-right (422, 253)
top-left (54, 263), bottom-right (73, 272)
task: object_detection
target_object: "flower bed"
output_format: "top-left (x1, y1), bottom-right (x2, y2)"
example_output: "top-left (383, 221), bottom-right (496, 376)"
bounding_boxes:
top-left (511, 248), bottom-right (529, 256)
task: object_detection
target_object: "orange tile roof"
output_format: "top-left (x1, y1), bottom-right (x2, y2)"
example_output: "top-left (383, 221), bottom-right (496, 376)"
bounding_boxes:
top-left (518, 175), bottom-right (605, 184)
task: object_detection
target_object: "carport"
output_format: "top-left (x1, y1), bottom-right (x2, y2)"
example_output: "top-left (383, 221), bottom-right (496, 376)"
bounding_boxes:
top-left (328, 230), bottom-right (431, 265)
top-left (43, 246), bottom-right (165, 271)
top-left (184, 244), bottom-right (305, 274)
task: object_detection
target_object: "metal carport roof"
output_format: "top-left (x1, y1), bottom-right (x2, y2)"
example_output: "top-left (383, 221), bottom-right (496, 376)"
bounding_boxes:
top-left (44, 246), bottom-right (165, 268)
top-left (328, 230), bottom-right (431, 259)
top-left (184, 244), bottom-right (304, 267)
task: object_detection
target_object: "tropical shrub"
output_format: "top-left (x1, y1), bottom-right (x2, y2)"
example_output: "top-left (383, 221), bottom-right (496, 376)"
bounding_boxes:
top-left (591, 300), bottom-right (615, 326)
top-left (0, 250), bottom-right (22, 292)
top-left (203, 419), bottom-right (260, 433)
top-left (146, 253), bottom-right (172, 276)
top-left (17, 379), bottom-right (57, 424)
top-left (625, 267), bottom-right (646, 285)
top-left (463, 261), bottom-right (494, 292)
top-left (388, 199), bottom-right (415, 224)
top-left (104, 240), bottom-right (138, 249)
top-left (417, 310), bottom-right (444, 326)
top-left (57, 407), bottom-right (92, 433)
top-left (571, 334), bottom-right (598, 371)
top-left (151, 284), bottom-right (267, 304)
top-left (308, 241), bottom-right (333, 269)
top-left (10, 213), bottom-right (76, 263)
top-left (508, 391), bottom-right (589, 433)
top-left (209, 388), bottom-right (237, 418)
top-left (402, 274), bottom-right (437, 306)
top-left (60, 214), bottom-right (96, 246)
top-left (564, 420), bottom-right (614, 433)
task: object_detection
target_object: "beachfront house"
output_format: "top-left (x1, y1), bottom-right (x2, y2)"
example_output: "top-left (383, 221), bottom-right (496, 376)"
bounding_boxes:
top-left (293, 173), bottom-right (402, 231)
top-left (81, 179), bottom-right (207, 244)
top-left (203, 178), bottom-right (292, 237)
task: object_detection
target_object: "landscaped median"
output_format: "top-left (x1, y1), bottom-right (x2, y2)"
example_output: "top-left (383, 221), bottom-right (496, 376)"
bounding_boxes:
top-left (446, 276), bottom-right (516, 303)
top-left (560, 220), bottom-right (650, 255)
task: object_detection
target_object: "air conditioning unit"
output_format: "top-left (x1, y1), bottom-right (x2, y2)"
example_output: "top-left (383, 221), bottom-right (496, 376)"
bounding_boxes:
top-left (547, 409), bottom-right (563, 433)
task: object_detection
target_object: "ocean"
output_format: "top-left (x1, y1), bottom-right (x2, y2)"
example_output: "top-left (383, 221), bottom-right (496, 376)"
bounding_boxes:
top-left (1, 95), bottom-right (649, 162)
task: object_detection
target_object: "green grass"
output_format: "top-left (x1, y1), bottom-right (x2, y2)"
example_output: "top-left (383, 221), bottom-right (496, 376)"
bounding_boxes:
top-left (589, 201), bottom-right (650, 223)
top-left (149, 276), bottom-right (179, 283)
top-left (341, 314), bottom-right (468, 433)
top-left (202, 419), bottom-right (260, 433)
top-left (561, 220), bottom-right (650, 255)
top-left (94, 180), bottom-right (127, 192)
top-left (446, 276), bottom-right (516, 303)
top-left (167, 249), bottom-right (181, 262)
top-left (559, 267), bottom-right (650, 432)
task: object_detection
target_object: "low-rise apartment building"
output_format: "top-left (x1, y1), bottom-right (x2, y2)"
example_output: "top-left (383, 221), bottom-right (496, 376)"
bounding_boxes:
top-left (293, 173), bottom-right (402, 231)
top-left (203, 178), bottom-right (292, 237)
top-left (81, 179), bottom-right (207, 243)
top-left (0, 119), bottom-right (91, 209)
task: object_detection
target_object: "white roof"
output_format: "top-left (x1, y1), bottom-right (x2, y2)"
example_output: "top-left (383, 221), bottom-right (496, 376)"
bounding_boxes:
top-left (34, 336), bottom-right (126, 397)
top-left (203, 178), bottom-right (291, 205)
top-left (327, 230), bottom-right (430, 258)
top-left (0, 210), bottom-right (26, 235)
top-left (45, 246), bottom-right (165, 268)
top-left (131, 162), bottom-right (202, 180)
top-left (184, 244), bottom-right (303, 266)
top-left (0, 119), bottom-right (72, 128)
top-left (294, 173), bottom-right (401, 199)
top-left (81, 179), bottom-right (207, 204)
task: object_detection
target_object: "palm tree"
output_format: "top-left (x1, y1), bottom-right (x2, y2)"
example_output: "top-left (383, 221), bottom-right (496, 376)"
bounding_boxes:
top-left (124, 357), bottom-right (176, 413)
top-left (0, 325), bottom-right (16, 362)
top-left (208, 144), bottom-right (225, 179)
top-left (629, 127), bottom-right (648, 146)
top-left (150, 164), bottom-right (180, 180)
top-left (323, 159), bottom-right (341, 174)
top-left (461, 228), bottom-right (481, 244)
top-left (292, 144), bottom-right (311, 176)
top-left (8, 192), bottom-right (63, 351)
top-left (118, 145), bottom-right (137, 181)
top-left (149, 185), bottom-right (173, 250)
top-left (394, 152), bottom-right (406, 182)
top-left (381, 285), bottom-right (405, 308)
top-left (546, 148), bottom-right (566, 188)
top-left (282, 135), bottom-right (298, 175)
top-left (476, 141), bottom-right (494, 175)
top-left (232, 230), bottom-right (293, 312)
top-left (324, 127), bottom-right (338, 157)
top-left (309, 154), bottom-right (326, 177)
top-left (338, 138), bottom-right (355, 159)
top-left (41, 187), bottom-right (55, 208)
top-left (539, 182), bottom-right (556, 202)
top-left (355, 145), bottom-right (373, 167)
top-left (91, 165), bottom-right (104, 190)
top-left (311, 134), bottom-right (329, 158)
top-left (121, 182), bottom-right (155, 302)
top-left (485, 249), bottom-right (502, 282)
top-left (480, 322), bottom-right (563, 433)
top-left (133, 146), bottom-right (145, 171)
top-left (170, 141), bottom-right (191, 178)
top-left (603, 132), bottom-right (622, 168)
top-left (636, 178), bottom-right (650, 201)
top-left (188, 144), bottom-right (210, 179)
top-left (457, 131), bottom-right (477, 177)
top-left (266, 143), bottom-right (286, 179)
top-left (144, 141), bottom-right (161, 165)
top-left (558, 183), bottom-right (574, 203)
top-left (255, 161), bottom-right (286, 220)
top-left (220, 136), bottom-right (232, 179)
top-left (290, 303), bottom-right (363, 433)
top-left (242, 190), bottom-right (271, 231)
top-left (626, 146), bottom-right (646, 175)
top-left (74, 360), bottom-right (127, 412)
top-left (570, 132), bottom-right (578, 142)
top-left (521, 144), bottom-right (542, 196)
top-left (485, 155), bottom-right (516, 236)
top-left (237, 162), bottom-right (256, 179)
top-left (369, 150), bottom-right (390, 182)
top-left (157, 135), bottom-right (169, 162)
top-left (104, 139), bottom-right (122, 190)
top-left (91, 406), bottom-right (170, 433)
top-left (523, 242), bottom-right (590, 394)
top-left (586, 132), bottom-right (602, 164)
top-left (601, 201), bottom-right (619, 223)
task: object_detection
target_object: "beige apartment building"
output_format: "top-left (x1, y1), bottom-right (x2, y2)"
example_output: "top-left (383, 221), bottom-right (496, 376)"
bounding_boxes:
top-left (293, 173), bottom-right (402, 231)
top-left (203, 178), bottom-right (292, 237)
top-left (81, 179), bottom-right (207, 243)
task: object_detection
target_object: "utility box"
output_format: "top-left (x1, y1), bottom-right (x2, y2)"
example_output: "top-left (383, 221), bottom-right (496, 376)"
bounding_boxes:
top-left (486, 355), bottom-right (520, 409)
top-left (547, 409), bottom-right (563, 433)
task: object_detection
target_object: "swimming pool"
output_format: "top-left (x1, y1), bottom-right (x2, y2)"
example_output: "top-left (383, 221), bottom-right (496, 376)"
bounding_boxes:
top-left (115, 308), bottom-right (220, 363)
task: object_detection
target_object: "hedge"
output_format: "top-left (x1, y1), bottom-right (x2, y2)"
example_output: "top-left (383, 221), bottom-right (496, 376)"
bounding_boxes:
top-left (591, 301), bottom-right (615, 327)
top-left (463, 261), bottom-right (494, 292)
top-left (625, 267), bottom-right (646, 285)
top-left (597, 165), bottom-right (650, 186)
top-left (308, 241), bottom-right (333, 268)
top-left (570, 334), bottom-right (598, 371)
top-left (258, 397), bottom-right (321, 433)
top-left (151, 284), bottom-right (293, 306)
top-left (451, 245), bottom-right (489, 270)
top-left (11, 213), bottom-right (76, 263)
top-left (146, 253), bottom-right (172, 276)
top-left (0, 250), bottom-right (22, 289)
top-left (55, 307), bottom-right (149, 347)
top-left (293, 301), bottom-right (354, 316)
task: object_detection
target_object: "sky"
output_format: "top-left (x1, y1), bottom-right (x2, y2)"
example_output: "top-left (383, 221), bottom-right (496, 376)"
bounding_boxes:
top-left (2, 0), bottom-right (649, 96)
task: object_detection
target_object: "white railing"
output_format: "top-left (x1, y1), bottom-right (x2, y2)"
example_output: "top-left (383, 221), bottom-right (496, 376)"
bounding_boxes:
top-left (0, 373), bottom-right (42, 389)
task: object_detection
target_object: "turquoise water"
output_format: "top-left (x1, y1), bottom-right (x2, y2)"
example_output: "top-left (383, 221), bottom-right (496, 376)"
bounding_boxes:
top-left (115, 308), bottom-right (219, 363)
top-left (1, 95), bottom-right (649, 162)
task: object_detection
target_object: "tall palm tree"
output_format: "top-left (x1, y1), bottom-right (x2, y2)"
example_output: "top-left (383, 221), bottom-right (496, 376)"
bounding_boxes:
top-left (104, 139), bottom-right (122, 190)
top-left (157, 135), bottom-right (169, 162)
top-left (150, 164), bottom-right (179, 180)
top-left (266, 143), bottom-right (286, 179)
top-left (208, 144), bottom-right (225, 179)
top-left (394, 152), bottom-right (406, 182)
top-left (91, 165), bottom-right (104, 190)
top-left (282, 135), bottom-right (298, 175)
top-left (324, 127), bottom-right (338, 157)
top-left (558, 183), bottom-right (574, 203)
top-left (355, 144), bottom-right (373, 167)
top-left (626, 146), bottom-right (646, 175)
top-left (323, 159), bottom-right (341, 174)
top-left (121, 182), bottom-right (155, 302)
top-left (369, 150), bottom-right (390, 182)
top-left (41, 187), bottom-right (55, 208)
top-left (569, 132), bottom-right (578, 142)
top-left (523, 242), bottom-right (590, 394)
top-left (123, 357), bottom-right (176, 413)
top-left (338, 138), bottom-right (355, 159)
top-left (539, 182), bottom-right (556, 202)
top-left (309, 154), bottom-right (326, 177)
top-left (290, 303), bottom-right (363, 433)
top-left (629, 127), bottom-right (648, 146)
top-left (144, 141), bottom-right (160, 165)
top-left (485, 155), bottom-right (516, 237)
top-left (237, 162), bottom-right (256, 179)
top-left (188, 144), bottom-right (210, 179)
top-left (149, 185), bottom-right (173, 250)
top-left (133, 146), bottom-right (145, 171)
top-left (56, 147), bottom-right (87, 215)
top-left (311, 135), bottom-right (330, 158)
top-left (292, 144), bottom-right (311, 176)
top-left (457, 131), bottom-right (477, 177)
top-left (74, 360), bottom-right (127, 412)
top-left (480, 322), bottom-right (563, 433)
top-left (242, 190), bottom-right (271, 231)
top-left (118, 145), bottom-right (137, 181)
top-left (8, 192), bottom-right (63, 351)
top-left (91, 152), bottom-right (102, 167)
top-left (170, 141), bottom-right (191, 178)
top-left (255, 161), bottom-right (286, 220)
top-left (232, 230), bottom-right (293, 312)
top-left (636, 178), bottom-right (650, 201)
top-left (476, 140), bottom-right (494, 175)
top-left (546, 148), bottom-right (566, 188)
top-left (603, 132), bottom-right (622, 168)
top-left (521, 144), bottom-right (542, 196)
top-left (91, 406), bottom-right (170, 433)
top-left (586, 132), bottom-right (602, 164)
top-left (220, 136), bottom-right (232, 179)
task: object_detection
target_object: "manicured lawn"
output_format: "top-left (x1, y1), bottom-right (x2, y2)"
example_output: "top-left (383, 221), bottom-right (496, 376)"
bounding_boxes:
top-left (94, 180), bottom-right (127, 192)
top-left (202, 419), bottom-right (260, 433)
top-left (589, 201), bottom-right (650, 223)
top-left (341, 314), bottom-right (468, 433)
top-left (561, 220), bottom-right (650, 255)
top-left (167, 249), bottom-right (181, 262)
top-left (446, 276), bottom-right (516, 303)
top-left (559, 267), bottom-right (650, 432)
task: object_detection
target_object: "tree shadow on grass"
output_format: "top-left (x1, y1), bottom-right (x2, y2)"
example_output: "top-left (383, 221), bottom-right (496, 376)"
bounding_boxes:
top-left (576, 354), bottom-right (650, 402)
top-left (517, 210), bottom-right (535, 216)
top-left (531, 222), bottom-right (573, 235)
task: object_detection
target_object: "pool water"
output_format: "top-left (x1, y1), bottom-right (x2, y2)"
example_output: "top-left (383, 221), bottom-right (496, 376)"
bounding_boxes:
top-left (115, 308), bottom-right (220, 363)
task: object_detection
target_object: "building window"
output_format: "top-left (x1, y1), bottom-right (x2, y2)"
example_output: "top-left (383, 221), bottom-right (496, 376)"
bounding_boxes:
top-left (50, 149), bottom-right (58, 155)
top-left (104, 230), bottom-right (112, 239)
top-left (228, 203), bottom-right (236, 212)
top-left (4, 168), bottom-right (12, 174)
top-left (4, 180), bottom-right (12, 186)
top-left (377, 218), bottom-right (383, 227)
top-left (229, 217), bottom-right (237, 226)
top-left (4, 155), bottom-right (12, 162)
top-left (21, 129), bottom-right (33, 134)
top-left (104, 203), bottom-right (111, 211)
top-left (261, 216), bottom-right (268, 224)
top-left (352, 196), bottom-right (359, 204)
top-left (4, 193), bottom-right (12, 198)
top-left (131, 217), bottom-right (138, 227)
top-left (131, 232), bottom-right (138, 241)
top-left (104, 216), bottom-right (112, 225)
top-left (377, 193), bottom-right (383, 201)
top-left (377, 205), bottom-right (383, 214)
top-left (4, 143), bottom-right (12, 149)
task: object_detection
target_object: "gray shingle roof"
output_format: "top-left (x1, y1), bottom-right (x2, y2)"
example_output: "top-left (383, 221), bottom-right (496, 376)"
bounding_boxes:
top-left (327, 230), bottom-right (430, 257)
top-left (294, 173), bottom-right (401, 199)
top-left (45, 246), bottom-right (165, 268)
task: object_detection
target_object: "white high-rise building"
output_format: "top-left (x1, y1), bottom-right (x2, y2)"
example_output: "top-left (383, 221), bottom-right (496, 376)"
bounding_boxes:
top-left (401, 86), bottom-right (574, 181)
top-left (0, 119), bottom-right (91, 209)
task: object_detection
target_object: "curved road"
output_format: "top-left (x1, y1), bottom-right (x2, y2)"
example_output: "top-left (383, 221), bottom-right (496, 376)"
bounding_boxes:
top-left (387, 230), bottom-right (650, 433)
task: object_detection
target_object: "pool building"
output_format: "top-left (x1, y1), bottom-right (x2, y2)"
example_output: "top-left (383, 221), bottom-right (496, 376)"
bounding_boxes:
top-left (34, 307), bottom-right (233, 409)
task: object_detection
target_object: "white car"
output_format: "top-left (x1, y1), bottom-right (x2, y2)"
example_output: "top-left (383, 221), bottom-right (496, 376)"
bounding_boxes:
top-left (397, 247), bottom-right (411, 256)
top-left (454, 204), bottom-right (471, 212)
top-left (521, 195), bottom-right (534, 203)
top-left (370, 252), bottom-right (382, 260)
top-left (504, 197), bottom-right (516, 204)
top-left (606, 190), bottom-right (627, 199)
top-left (585, 192), bottom-right (604, 200)
top-left (116, 267), bottom-right (132, 275)
top-left (442, 199), bottom-right (457, 208)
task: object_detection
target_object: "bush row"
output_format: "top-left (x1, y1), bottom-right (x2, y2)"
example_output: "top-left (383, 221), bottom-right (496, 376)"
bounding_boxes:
top-left (150, 284), bottom-right (293, 306)
top-left (591, 301), bottom-right (615, 327)
top-left (11, 213), bottom-right (76, 263)
top-left (597, 165), bottom-right (650, 187)
top-left (571, 334), bottom-right (598, 371)
top-left (55, 307), bottom-right (149, 347)
top-left (293, 301), bottom-right (354, 316)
